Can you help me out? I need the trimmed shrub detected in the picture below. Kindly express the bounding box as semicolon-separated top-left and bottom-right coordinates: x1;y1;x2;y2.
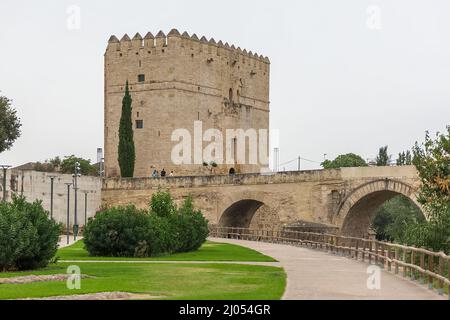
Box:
84;206;160;257
0;196;60;271
84;191;209;258
172;197;209;253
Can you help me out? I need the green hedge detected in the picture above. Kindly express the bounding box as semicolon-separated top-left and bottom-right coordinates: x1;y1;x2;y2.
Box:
83;191;209;258
0;196;60;271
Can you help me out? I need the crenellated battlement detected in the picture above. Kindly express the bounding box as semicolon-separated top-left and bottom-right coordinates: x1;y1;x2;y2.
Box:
107;28;270;64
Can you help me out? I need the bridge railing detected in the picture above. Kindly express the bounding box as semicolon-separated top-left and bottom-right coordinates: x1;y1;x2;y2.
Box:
210;226;450;298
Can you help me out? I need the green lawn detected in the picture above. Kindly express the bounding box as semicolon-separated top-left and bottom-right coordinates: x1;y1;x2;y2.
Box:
56;240;277;262
0;241;285;300
0;262;285;300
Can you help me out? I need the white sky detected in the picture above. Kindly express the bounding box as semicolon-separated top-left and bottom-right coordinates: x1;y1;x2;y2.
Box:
0;0;449;170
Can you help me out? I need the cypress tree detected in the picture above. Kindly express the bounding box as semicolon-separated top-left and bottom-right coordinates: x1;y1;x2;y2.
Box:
118;81;135;177
376;146;391;166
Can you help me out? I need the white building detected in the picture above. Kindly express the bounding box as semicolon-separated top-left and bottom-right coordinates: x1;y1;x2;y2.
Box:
0;168;102;228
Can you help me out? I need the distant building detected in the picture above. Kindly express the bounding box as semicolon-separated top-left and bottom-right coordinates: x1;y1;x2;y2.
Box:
0;168;101;227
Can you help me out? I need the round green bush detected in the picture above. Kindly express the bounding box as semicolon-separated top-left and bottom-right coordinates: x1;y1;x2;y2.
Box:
0;196;60;271
172;197;209;253
83;206;162;257
83;191;209;258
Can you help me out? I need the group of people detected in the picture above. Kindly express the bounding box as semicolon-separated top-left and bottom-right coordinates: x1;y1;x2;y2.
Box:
151;168;174;178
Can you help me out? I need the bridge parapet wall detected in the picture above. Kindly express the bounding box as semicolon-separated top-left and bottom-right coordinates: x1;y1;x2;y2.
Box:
103;166;418;191
102;169;343;190
101;166;420;234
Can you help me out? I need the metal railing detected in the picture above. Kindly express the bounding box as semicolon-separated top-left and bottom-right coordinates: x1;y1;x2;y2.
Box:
210;226;450;299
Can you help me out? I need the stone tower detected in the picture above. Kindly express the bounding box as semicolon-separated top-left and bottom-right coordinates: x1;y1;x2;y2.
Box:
104;29;270;178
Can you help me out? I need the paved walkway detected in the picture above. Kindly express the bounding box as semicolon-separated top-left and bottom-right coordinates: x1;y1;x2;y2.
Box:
210;238;446;300
58;236;83;249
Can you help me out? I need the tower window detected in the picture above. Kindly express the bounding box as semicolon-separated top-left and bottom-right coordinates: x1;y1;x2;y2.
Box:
138;74;145;82
136;120;144;129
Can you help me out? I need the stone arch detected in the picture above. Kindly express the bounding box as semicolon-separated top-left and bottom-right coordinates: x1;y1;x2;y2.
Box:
335;179;425;238
218;199;264;228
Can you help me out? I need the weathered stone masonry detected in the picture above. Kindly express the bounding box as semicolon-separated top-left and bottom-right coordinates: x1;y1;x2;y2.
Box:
102;166;422;237
104;29;270;178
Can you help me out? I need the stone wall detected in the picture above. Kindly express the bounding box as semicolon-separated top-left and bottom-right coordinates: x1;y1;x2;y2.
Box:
104;29;270;178
102;166;421;236
0;170;102;227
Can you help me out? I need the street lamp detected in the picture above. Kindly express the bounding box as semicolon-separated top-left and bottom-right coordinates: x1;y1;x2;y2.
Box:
0;165;12;203
64;182;72;245
100;157;105;177
48;175;58;219
82;191;89;228
72;162;81;242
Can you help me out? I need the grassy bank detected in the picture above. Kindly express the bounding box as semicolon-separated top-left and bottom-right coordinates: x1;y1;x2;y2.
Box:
56;240;277;262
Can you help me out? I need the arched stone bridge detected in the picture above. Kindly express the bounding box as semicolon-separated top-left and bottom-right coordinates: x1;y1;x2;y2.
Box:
102;166;422;237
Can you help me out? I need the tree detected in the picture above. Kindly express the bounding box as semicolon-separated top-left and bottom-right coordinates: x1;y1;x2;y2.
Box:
376;146;391;166
405;126;450;252
321;153;368;169
0;95;22;154
118;81;136;178
34;156;63;173
396;151;412;166
48;156;62;168
60;155;97;176
149;190;177;218
372;195;425;242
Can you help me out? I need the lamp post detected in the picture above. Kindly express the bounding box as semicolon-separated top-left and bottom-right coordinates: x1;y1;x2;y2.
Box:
48;175;57;219
1;165;12;203
72;162;81;242
100;157;105;177
83;191;89;228
64;182;72;245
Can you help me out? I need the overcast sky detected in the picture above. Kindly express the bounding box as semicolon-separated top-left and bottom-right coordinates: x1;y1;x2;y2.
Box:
0;0;449;170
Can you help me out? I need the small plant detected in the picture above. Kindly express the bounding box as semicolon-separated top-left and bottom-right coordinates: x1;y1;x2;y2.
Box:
203;161;218;174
